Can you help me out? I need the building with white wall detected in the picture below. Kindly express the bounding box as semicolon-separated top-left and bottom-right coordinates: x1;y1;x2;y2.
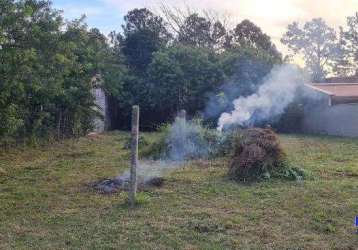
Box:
91;74;109;133
303;83;358;137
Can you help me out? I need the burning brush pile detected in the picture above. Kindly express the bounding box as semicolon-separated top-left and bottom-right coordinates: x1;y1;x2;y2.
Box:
228;128;304;182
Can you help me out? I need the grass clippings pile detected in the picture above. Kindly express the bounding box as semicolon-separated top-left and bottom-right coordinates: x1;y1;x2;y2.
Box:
229;128;304;182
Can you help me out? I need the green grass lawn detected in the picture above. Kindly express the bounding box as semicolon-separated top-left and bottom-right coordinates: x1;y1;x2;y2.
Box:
1;132;358;249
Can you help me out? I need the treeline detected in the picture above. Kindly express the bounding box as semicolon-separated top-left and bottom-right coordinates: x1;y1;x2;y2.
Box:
1;0;357;145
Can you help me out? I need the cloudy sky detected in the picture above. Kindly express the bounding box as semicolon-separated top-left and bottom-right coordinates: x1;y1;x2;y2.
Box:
53;0;358;54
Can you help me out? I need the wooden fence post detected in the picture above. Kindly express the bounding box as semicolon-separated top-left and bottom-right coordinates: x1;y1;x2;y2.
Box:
129;105;139;207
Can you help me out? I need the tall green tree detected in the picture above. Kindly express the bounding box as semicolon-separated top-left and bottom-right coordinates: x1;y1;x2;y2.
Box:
177;13;226;50
120;8;171;72
0;0;65;142
147;45;225;121
281;18;338;81
0;0;121;145
335;13;358;76
108;8;172;130
228;19;281;60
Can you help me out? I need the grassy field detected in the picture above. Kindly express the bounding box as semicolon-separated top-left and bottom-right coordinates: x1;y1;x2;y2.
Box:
0;131;358;249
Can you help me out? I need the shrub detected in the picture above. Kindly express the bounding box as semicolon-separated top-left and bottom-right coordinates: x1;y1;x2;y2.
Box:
140;123;171;159
228;128;303;182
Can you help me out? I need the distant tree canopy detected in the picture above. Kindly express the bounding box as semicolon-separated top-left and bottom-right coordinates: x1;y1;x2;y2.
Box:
229;19;281;59
177;13;227;50
335;12;358;77
120;8;171;72
281;18;338;81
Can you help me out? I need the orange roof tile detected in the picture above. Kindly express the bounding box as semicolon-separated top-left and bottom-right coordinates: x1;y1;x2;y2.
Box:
309;83;358;97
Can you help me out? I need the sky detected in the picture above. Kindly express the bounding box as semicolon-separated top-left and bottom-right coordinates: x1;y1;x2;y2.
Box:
53;0;358;54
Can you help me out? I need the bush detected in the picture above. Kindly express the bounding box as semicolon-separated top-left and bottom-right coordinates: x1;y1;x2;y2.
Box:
140;123;171;159
228;128;303;182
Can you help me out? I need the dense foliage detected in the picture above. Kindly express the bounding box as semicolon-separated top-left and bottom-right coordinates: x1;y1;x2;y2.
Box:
109;8;282;130
281;18;339;81
335;12;358;76
0;0;119;145
2;1;356;145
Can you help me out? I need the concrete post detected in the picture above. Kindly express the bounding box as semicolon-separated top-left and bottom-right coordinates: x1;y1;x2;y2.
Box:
129;105;139;207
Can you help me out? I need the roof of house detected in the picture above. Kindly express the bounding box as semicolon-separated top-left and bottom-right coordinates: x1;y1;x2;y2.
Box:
324;76;358;83
306;83;358;105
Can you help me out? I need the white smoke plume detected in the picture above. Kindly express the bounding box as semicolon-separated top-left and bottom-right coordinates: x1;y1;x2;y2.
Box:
167;117;211;161
114;116;209;182
218;64;304;131
114;160;182;184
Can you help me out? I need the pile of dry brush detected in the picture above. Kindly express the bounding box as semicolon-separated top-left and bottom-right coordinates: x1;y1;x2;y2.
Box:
228;128;304;182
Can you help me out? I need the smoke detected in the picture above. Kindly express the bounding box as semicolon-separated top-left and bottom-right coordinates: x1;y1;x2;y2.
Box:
217;64;305;131
113;116;212;183
114;160;182;184
204;56;273;120
166;117;211;161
